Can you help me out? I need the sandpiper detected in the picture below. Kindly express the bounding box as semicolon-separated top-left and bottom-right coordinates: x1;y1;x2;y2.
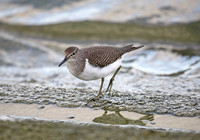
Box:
58;44;144;97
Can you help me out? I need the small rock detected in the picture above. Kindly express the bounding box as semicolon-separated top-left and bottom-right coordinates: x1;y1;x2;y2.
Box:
151;121;156;125
4;100;9;103
67;115;75;119
141;120;148;124
38;105;45;109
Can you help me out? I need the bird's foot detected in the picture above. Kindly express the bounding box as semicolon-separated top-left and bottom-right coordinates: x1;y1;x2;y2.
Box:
87;95;103;102
87;89;105;102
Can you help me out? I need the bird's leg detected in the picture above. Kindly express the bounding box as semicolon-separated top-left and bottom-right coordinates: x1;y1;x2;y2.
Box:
106;66;121;93
97;77;104;97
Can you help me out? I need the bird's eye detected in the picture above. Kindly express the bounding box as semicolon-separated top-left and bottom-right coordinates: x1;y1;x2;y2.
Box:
72;52;75;55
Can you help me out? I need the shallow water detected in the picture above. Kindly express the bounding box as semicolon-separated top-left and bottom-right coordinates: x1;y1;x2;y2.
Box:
1;103;200;139
123;47;200;76
0;0;200;25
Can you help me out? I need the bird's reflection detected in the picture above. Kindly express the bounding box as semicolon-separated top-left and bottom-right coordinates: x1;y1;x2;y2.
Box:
93;109;154;126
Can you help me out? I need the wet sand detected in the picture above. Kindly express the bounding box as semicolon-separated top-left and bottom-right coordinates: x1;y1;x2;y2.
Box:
0;103;199;131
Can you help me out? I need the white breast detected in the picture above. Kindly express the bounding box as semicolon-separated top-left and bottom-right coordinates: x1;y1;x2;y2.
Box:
78;58;122;81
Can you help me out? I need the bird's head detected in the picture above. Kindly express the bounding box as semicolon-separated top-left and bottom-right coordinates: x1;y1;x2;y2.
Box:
58;47;78;67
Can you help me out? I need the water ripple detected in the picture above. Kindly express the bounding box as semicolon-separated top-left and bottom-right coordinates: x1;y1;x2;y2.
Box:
123;49;200;76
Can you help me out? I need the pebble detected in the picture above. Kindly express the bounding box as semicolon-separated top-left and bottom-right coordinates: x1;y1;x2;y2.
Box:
67;115;75;119
38;105;45;109
141;120;148;124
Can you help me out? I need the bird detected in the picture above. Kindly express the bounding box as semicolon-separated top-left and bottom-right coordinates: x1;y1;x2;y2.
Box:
58;44;144;97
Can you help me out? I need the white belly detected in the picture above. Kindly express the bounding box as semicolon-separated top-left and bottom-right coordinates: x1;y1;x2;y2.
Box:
78;58;122;81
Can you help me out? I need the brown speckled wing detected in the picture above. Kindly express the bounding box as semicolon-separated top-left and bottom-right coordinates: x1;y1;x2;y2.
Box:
82;46;122;68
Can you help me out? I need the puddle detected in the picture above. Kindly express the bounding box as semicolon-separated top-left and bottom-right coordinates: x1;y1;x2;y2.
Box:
0;103;200;131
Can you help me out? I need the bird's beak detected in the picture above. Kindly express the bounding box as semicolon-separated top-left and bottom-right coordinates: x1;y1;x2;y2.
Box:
136;45;144;49
58;57;68;67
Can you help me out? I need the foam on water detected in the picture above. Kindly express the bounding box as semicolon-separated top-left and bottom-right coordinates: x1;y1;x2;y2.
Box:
123;49;200;76
0;0;199;25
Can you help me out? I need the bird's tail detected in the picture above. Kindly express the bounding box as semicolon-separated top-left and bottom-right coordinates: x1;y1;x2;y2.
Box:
122;44;144;54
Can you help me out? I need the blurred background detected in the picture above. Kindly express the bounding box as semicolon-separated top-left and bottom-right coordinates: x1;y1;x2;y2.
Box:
0;0;200;104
